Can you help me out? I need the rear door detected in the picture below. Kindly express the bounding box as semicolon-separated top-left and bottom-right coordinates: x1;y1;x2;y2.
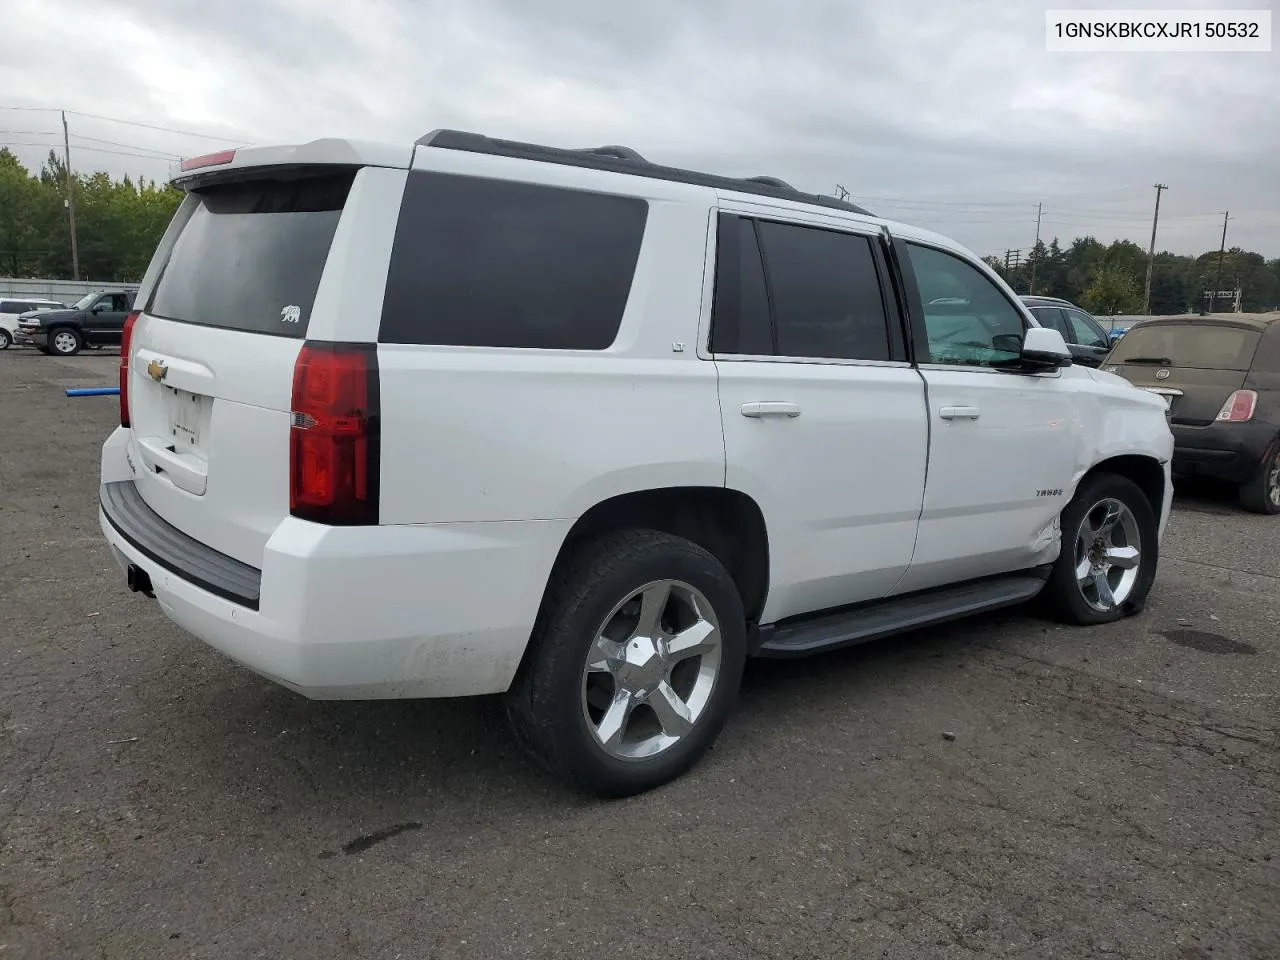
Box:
123;160;409;566
1106;320;1262;424
711;207;929;622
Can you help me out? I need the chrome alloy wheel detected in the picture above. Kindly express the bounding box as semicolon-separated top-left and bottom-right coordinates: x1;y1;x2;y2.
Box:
1075;498;1142;612
52;330;78;354
580;579;723;762
1267;455;1280;509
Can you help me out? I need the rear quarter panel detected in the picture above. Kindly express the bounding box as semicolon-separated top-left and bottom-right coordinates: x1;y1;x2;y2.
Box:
376;150;724;524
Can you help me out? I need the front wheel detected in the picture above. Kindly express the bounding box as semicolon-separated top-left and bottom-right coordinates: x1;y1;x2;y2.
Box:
1041;473;1159;625
506;529;746;797
1239;444;1280;515
49;327;83;356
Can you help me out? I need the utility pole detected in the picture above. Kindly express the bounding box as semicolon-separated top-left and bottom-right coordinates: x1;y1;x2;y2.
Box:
1142;183;1167;315
1210;211;1229;313
61;110;80;281
1029;202;1043;294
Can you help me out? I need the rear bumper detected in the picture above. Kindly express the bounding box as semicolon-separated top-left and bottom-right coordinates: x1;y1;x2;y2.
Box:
98;431;569;700
1171;420;1277;484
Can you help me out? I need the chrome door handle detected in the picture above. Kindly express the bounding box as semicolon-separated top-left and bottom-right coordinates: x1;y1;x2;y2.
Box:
939;405;981;420
741;401;801;419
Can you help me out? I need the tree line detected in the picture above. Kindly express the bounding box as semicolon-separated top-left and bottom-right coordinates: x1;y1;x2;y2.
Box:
0;148;181;282
983;236;1280;316
3;146;1278;315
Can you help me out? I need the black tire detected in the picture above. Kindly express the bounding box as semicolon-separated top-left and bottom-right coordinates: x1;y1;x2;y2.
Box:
505;529;746;797
36;345;52;355
0;329;11;350
1041;473;1159;625
48;326;82;356
1239;442;1280;515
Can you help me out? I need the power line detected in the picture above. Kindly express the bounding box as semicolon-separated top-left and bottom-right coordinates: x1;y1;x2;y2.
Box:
0;105;243;144
71;134;182;158
2;141;177;162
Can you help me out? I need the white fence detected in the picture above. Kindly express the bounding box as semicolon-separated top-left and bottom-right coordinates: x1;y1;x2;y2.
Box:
0;277;139;302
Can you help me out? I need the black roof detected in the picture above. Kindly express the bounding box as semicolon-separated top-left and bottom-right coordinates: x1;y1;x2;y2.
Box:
416;129;873;216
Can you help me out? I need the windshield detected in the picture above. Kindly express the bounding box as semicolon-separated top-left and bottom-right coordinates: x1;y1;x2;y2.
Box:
1109;323;1261;371
72;293;97;310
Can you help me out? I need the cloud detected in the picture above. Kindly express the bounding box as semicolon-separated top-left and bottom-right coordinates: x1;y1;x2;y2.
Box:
2;0;1277;257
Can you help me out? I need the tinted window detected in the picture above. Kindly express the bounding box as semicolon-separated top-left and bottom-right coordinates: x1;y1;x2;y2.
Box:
148;172;354;337
380;172;648;350
906;245;1025;366
1065;308;1109;349
754;221;890;361
0;302;23;313
710;216;774;355
1030;306;1069;338
1110;324;1261;371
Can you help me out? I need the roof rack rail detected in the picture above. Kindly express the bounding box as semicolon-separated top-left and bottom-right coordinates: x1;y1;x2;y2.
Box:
414;129;872;217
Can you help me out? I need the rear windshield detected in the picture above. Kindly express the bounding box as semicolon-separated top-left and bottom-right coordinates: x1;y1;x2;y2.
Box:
146;172;354;338
1110;323;1261;371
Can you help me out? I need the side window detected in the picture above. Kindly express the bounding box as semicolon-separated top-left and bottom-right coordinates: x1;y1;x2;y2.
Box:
1030;306;1070;338
709;215;774;356
1066;309;1109;349
754;220;891;362
905;244;1026;367
379;172;648;350
109;294;127;311
0;302;18;313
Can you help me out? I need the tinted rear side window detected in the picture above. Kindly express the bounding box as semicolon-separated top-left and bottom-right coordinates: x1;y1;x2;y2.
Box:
755;220;891;362
379;172;648;350
146;172;354;337
709;215;774;356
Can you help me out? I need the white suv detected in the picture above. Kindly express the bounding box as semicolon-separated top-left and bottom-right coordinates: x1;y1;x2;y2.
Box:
98;130;1174;796
0;297;65;349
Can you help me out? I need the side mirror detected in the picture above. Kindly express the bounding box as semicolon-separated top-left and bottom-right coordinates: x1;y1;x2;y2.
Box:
1021;327;1072;368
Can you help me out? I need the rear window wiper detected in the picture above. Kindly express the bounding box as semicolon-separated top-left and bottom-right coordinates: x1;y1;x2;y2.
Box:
1118;356;1172;365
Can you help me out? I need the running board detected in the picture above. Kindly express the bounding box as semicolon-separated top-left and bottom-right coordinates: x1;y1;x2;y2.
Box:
754;571;1049;659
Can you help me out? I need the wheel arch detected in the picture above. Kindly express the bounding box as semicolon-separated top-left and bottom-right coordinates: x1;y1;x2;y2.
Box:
1078;453;1166;519
542;486;771;626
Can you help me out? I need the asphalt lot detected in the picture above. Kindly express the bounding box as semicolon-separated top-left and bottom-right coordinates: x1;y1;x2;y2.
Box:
2;348;1278;960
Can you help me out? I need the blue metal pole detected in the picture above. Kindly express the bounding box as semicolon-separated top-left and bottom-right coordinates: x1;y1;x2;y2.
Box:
65;387;120;397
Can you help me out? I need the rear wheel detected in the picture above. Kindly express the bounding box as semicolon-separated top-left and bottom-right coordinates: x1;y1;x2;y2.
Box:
0;329;11;350
49;327;82;356
1239;443;1280;515
506;529;746;797
1041;473;1158;625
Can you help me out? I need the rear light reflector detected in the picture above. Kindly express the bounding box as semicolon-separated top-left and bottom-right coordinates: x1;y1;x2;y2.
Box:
119;310;139;427
289;342;379;525
1216;389;1257;423
180;149;237;171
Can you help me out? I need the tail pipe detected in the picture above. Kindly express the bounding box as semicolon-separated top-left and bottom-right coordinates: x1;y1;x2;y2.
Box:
126;563;155;598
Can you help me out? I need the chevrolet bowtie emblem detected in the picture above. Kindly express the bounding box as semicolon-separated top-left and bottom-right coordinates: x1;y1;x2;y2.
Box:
147;359;168;382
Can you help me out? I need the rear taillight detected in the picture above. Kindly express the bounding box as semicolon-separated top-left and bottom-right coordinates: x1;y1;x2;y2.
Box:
1216;389;1257;423
289;342;379;525
119;310;139;427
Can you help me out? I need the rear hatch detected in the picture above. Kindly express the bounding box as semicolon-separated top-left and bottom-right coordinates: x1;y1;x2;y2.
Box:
1105;320;1262;425
123;157;388;567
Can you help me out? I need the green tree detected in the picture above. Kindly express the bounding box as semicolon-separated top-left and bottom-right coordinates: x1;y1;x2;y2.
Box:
1082;264;1143;316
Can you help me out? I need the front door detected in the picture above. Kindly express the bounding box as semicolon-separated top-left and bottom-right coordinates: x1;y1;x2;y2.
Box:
892;239;1079;594
88;293;130;344
710;209;929;623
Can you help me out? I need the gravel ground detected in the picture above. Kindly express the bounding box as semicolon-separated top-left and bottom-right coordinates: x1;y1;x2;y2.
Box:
2;349;1278;960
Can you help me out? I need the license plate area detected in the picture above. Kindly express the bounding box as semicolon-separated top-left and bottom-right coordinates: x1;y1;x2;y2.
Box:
163;385;212;456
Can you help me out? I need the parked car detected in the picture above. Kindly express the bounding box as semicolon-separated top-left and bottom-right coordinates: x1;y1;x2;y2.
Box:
1105;314;1280;514
0;297;66;349
17;289;138;356
1019;296;1114;367
98;131;1174;796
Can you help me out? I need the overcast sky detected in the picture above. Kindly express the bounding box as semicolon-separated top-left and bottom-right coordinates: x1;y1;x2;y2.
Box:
3;0;1277;259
